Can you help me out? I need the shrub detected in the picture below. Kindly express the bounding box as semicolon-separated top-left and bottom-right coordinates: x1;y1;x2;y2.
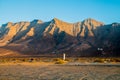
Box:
55;59;66;64
114;59;120;62
53;58;62;61
93;59;104;63
53;58;67;64
110;58;120;62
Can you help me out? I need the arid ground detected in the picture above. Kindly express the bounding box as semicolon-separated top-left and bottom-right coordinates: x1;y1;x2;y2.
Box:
0;62;120;80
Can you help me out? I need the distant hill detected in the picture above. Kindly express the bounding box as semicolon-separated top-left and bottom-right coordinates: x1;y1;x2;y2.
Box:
0;18;120;57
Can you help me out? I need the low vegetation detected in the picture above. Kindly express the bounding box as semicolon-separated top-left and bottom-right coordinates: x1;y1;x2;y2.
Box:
53;58;67;64
0;57;120;64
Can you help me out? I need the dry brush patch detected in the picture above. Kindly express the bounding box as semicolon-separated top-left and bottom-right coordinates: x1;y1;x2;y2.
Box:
0;57;120;64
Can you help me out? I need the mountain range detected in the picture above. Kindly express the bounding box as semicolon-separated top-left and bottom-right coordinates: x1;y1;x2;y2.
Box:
0;18;120;57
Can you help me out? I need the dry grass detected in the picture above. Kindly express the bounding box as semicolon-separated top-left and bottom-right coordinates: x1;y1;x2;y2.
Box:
0;57;120;64
72;57;120;63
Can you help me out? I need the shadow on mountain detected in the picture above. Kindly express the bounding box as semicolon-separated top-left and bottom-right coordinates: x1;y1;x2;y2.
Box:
0;19;120;57
91;23;120;56
1;32;96;56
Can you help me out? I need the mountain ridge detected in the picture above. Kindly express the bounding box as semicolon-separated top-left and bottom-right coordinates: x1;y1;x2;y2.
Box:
0;18;120;57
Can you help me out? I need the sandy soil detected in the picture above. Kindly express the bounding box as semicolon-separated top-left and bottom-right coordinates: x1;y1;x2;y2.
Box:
0;62;120;80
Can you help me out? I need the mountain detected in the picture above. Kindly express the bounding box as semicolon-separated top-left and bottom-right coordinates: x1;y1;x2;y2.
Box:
0;18;120;57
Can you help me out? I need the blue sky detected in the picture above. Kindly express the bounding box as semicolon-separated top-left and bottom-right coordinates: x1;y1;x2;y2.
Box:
0;0;120;26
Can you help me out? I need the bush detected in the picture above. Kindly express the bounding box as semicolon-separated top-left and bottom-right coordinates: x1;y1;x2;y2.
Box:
53;58;67;64
93;59;104;63
55;59;66;64
110;58;120;62
114;59;120;62
53;58;62;61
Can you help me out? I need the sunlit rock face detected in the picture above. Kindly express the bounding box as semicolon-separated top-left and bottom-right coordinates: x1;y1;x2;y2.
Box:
0;18;119;56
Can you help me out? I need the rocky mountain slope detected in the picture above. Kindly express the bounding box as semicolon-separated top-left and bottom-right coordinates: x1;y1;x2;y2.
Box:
0;18;120;56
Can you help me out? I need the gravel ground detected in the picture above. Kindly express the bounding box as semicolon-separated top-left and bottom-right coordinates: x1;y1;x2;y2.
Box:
0;62;120;80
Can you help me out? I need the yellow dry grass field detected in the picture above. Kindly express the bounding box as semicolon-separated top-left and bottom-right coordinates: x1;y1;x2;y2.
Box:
0;58;120;80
